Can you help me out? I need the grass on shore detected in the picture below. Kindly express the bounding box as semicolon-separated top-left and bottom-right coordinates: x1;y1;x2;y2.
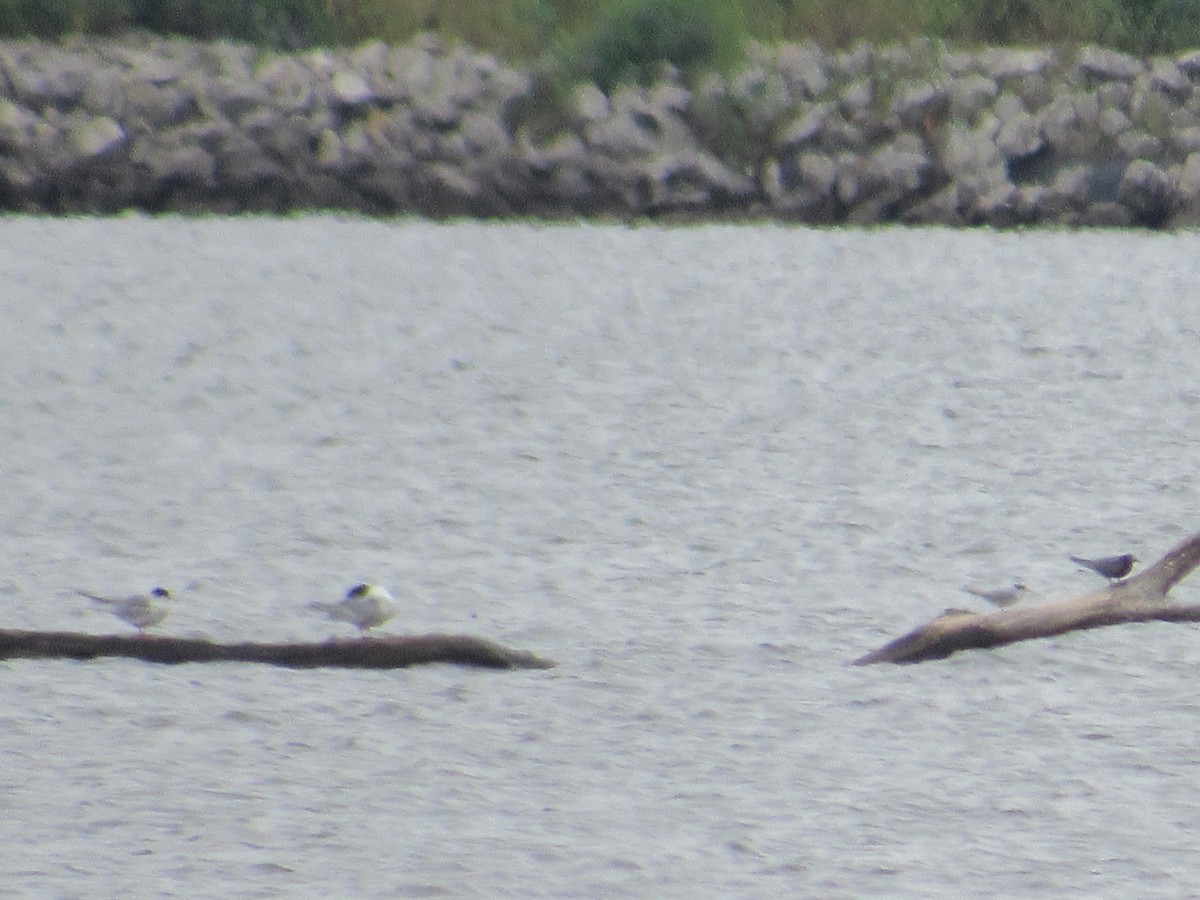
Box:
1;0;1197;81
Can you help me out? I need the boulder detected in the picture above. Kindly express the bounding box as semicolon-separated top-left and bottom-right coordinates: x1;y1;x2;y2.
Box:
1077;46;1145;82
776;43;829;99
66;114;125;160
1117;159;1174;222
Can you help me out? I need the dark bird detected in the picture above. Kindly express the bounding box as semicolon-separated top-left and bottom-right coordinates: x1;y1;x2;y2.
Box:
964;582;1028;607
1070;553;1136;580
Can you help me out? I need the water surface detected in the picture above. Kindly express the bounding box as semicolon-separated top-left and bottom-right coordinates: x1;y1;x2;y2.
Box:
1;218;1199;896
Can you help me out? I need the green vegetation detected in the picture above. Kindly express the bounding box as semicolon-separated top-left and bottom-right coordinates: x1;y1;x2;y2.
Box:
552;0;747;92
0;0;341;46
1;0;1199;74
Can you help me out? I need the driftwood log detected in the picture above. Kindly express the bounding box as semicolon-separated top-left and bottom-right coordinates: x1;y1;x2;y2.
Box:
0;630;555;670
854;528;1200;665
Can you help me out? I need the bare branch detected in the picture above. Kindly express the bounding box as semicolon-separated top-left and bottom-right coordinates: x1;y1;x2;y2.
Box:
854;528;1200;665
0;630;555;670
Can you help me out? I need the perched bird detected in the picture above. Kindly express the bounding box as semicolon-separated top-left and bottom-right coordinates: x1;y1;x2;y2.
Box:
310;583;396;632
1070;553;1136;580
77;587;171;634
964;582;1028;608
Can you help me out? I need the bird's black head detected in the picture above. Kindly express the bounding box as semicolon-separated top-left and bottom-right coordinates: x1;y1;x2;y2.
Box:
151;587;170;598
346;583;370;599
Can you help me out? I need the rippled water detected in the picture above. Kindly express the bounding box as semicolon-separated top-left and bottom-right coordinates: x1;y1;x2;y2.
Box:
3;218;1200;896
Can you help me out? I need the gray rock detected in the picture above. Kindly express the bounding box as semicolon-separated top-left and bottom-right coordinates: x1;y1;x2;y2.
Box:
971;182;1020;224
1018;184;1050;221
384;42;435;95
1147;60;1192;100
729;64;793;133
995;111;1044;158
66;115;125;160
878;41;925;72
1077;46;1145;82
948;74;999;121
3;48;88;109
1180;151;1200;196
978;48;1056;80
1039;91;1102;155
1047;164;1096;204
941;124;1007;198
765;151;839;218
413;89;462;130
891;131;927;155
797;152;838;192
570;154;644;213
971;111;1001;141
172;118;236;154
649;83;690;116
353;164;413;209
1172;127;1200;155
838;79;874;121
1097;106;1131;138
349;40;389;78
1096;81;1133;113
33;116;70;171
540;151;598;205
777;43;829;99
589;85;699;159
1116;130;1162;158
10;31;1200;222
993;92;1027;121
1130;88;1177;144
902;184;964;225
314;127;348;171
776;104;829;152
1172;152;1200;223
216;131;286;188
0;99;39;153
760;157;786;200
766;150;835;199
942;47;981;78
330;69;373;106
81;69;128;120
1170;104;1200;130
1117;159;1174;220
572;84;610;124
204;76;271;122
257;56;318;113
889;82;949;129
835;43;875;81
413;161;485;213
834;153;861;205
130;134;216;185
0;156;43;203
1177;49;1200;77
128;81;196;131
1011;73;1055;113
1079;202;1132;226
426;49;496;112
519;131;587;177
457;110;511;155
128;50;183;85
819;117;867;152
196;40;257;79
859;142;930;202
648;149;754;210
243;109;318;164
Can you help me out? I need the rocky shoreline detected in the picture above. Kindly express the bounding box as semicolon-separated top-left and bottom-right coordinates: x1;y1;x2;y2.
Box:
5;32;1200;226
